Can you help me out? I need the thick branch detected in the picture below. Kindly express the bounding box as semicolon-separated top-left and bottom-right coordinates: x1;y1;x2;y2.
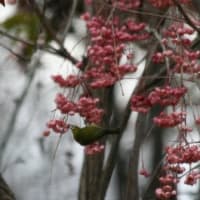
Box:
60;0;78;43
0;174;15;200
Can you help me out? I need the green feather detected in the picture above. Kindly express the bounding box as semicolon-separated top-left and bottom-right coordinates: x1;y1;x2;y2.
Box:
71;125;119;146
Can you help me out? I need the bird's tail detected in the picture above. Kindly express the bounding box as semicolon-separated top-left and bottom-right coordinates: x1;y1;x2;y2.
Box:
105;128;120;135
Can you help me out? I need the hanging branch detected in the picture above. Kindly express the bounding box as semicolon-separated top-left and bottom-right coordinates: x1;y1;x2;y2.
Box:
60;0;78;43
27;0;78;64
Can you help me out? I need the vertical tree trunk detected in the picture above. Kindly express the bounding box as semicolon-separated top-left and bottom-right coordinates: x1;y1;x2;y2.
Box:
125;38;167;199
79;153;104;200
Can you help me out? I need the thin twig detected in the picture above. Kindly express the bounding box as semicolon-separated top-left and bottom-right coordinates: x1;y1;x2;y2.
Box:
103;1;185;22
0;28;78;59
28;0;78;64
0;42;30;62
0;29;35;47
61;0;78;43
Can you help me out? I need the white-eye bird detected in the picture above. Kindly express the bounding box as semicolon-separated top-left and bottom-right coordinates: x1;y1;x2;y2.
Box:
71;125;120;146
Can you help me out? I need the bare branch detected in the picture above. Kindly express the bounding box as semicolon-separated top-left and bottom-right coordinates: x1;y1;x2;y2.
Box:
60;0;78;43
0;29;35;47
103;1;185;22
0;28;80;61
0;42;30;62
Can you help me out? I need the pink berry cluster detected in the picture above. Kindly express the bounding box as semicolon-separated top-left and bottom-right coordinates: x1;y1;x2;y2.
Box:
111;0;141;10
179;124;192;133
45;4;151;155
184;171;200;185
131;85;186;111
131;22;199;130
148;86;187;106
155;174;177;199
153;111;186;127
52;74;80;88
139;168;150;177
55;94;104;124
131;86;187;127
41;0;200;198
86;0;141;10
47;119;69;134
195;117;200;125
166;145;200;164
77;96;104;124
47;11;149;138
130;19;200;199
156;144;200;199
84;142;105;155
131;95;152;113
148;0;191;8
81;15;148;89
153;23;200;74
45;94;104;135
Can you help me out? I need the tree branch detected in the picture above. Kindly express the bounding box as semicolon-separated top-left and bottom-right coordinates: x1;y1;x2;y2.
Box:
98;98;132;200
0;42;30;62
0;28;79;60
60;0;78;43
27;0;78;64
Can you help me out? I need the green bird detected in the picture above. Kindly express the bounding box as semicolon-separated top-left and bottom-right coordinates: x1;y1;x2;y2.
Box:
71;125;120;146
